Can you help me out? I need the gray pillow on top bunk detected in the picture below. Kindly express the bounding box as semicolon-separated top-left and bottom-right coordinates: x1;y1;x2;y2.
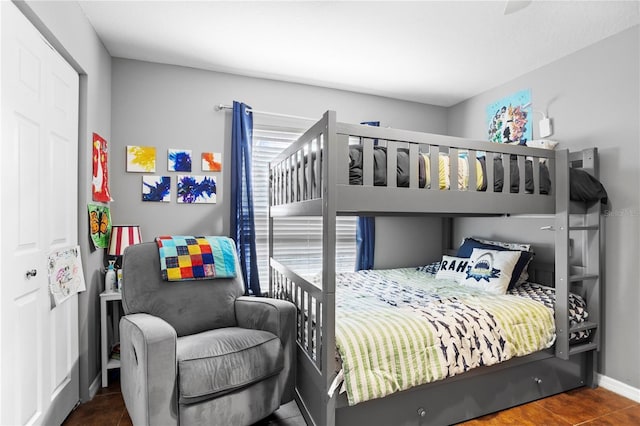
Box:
570;168;608;204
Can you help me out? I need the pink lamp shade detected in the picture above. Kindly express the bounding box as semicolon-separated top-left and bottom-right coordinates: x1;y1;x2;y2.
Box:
108;225;142;256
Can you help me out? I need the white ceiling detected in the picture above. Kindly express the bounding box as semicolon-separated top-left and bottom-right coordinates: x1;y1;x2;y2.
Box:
77;0;639;107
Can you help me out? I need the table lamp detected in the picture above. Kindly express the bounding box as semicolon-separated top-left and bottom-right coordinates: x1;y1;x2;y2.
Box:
108;225;142;290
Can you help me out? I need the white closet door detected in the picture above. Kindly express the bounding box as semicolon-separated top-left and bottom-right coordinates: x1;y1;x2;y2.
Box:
0;2;80;425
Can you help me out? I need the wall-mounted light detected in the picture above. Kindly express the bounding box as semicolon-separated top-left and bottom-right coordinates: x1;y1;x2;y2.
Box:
523;103;553;138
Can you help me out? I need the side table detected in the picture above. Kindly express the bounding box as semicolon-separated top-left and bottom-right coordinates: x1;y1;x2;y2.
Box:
100;290;122;387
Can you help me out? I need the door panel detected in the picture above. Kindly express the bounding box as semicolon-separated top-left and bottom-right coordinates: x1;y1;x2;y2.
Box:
16;289;41;425
1;2;80;425
50;132;73;246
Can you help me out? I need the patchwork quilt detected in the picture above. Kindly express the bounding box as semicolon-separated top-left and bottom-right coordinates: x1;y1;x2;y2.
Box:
334;268;556;405
155;236;236;281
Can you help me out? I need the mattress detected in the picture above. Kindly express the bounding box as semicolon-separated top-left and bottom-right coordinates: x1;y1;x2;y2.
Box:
329;267;589;406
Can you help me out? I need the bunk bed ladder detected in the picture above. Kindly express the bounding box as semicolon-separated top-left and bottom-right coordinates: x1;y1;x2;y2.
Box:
554;149;601;387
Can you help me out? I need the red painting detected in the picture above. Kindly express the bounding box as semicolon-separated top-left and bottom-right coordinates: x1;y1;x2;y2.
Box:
92;132;112;202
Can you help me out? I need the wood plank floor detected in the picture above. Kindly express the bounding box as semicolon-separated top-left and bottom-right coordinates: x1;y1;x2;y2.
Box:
63;373;639;425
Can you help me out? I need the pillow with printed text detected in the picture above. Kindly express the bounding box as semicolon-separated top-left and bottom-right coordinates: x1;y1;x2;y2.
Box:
435;255;473;282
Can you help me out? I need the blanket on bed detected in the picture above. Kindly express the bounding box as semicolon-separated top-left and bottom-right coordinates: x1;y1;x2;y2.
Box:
155;235;236;281
334;268;555;405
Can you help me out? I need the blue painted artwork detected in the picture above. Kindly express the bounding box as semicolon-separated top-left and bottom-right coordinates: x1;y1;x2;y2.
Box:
168;149;192;172
177;175;217;204
486;89;532;144
142;176;171;202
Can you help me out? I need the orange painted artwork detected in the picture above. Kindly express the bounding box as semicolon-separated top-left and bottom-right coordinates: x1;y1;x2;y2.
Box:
127;145;156;172
202;152;222;172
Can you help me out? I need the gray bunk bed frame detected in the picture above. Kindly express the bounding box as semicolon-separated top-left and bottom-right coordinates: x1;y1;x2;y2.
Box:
268;111;601;426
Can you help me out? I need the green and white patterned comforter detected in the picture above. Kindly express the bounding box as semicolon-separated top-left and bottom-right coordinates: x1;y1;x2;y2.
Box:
334;268;556;405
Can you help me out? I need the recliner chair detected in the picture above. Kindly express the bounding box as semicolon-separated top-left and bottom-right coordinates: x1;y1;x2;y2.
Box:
118;241;296;425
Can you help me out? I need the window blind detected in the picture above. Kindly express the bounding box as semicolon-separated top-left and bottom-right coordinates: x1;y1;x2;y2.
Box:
252;127;356;284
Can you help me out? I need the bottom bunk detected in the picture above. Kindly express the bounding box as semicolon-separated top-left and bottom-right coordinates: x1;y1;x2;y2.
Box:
331;350;592;426
270;257;598;426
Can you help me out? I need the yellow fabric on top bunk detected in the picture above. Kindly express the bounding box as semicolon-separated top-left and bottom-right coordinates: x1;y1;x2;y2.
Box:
421;153;483;190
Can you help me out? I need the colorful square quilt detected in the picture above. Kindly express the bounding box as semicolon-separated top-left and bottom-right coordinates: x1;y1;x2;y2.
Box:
155;236;237;281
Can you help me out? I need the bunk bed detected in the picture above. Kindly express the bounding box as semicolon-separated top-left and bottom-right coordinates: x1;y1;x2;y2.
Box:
268;111;604;426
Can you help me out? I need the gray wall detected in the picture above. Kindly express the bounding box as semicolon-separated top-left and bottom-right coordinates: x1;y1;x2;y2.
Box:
447;26;640;389
19;0;112;402
110;58;448;268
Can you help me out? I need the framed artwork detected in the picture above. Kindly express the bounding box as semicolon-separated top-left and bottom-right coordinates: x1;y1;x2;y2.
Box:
127;145;156;172
202;152;222;172
168;149;192;172
142;176;171;202
177;175;216;204
88;204;111;249
486;89;532;145
92;133;112;202
48;245;86;306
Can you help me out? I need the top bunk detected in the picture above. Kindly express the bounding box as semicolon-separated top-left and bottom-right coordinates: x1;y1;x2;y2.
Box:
269;110;603;217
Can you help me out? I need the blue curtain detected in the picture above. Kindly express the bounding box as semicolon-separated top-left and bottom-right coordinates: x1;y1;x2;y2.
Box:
356;216;375;271
355;121;379;271
230;101;261;295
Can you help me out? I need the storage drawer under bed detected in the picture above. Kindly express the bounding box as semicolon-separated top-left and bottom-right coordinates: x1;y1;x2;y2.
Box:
334;352;588;426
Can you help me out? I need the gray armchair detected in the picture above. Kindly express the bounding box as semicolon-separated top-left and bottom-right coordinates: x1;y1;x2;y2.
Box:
119;241;296;426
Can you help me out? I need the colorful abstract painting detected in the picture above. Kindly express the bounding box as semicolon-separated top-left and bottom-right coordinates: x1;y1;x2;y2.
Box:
142;176;171;202
177;175;216;204
487;89;532;145
202;152;222;172
127;145;156;172
88;204;111;249
92;133;112;202
48;245;86;306
168;149;192;172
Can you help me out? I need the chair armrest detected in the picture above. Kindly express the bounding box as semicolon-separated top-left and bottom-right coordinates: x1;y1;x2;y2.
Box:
120;313;178;426
235;297;297;403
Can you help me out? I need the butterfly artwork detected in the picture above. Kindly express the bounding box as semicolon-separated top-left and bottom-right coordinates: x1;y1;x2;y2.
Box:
88;204;111;249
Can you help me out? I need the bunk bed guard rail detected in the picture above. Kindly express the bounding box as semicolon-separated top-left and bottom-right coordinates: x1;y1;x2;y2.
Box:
269;111;557;217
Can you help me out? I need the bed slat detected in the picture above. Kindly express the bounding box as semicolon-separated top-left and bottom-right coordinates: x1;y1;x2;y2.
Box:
468;149;477;191
387;141;397;189
430;145;439;191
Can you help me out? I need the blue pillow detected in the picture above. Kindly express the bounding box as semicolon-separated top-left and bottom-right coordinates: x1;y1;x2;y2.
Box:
457;238;533;290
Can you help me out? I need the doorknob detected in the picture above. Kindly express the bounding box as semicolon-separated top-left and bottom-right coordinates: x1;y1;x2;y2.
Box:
25;269;38;279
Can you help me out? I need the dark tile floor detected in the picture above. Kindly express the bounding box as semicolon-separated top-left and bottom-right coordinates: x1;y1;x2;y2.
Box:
62;372;305;426
63;372;639;426
459;386;640;425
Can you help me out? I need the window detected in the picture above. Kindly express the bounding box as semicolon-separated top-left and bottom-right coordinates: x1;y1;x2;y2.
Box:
252;126;356;285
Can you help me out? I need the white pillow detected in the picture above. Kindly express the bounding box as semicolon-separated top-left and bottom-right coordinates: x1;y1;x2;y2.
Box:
461;249;521;295
435;255;473;282
471;237;533;286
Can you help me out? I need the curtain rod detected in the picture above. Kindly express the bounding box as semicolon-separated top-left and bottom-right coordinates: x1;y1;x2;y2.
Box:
214;104;317;121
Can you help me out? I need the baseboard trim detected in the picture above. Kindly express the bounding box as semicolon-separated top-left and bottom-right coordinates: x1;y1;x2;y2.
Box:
88;373;101;401
598;374;640;402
